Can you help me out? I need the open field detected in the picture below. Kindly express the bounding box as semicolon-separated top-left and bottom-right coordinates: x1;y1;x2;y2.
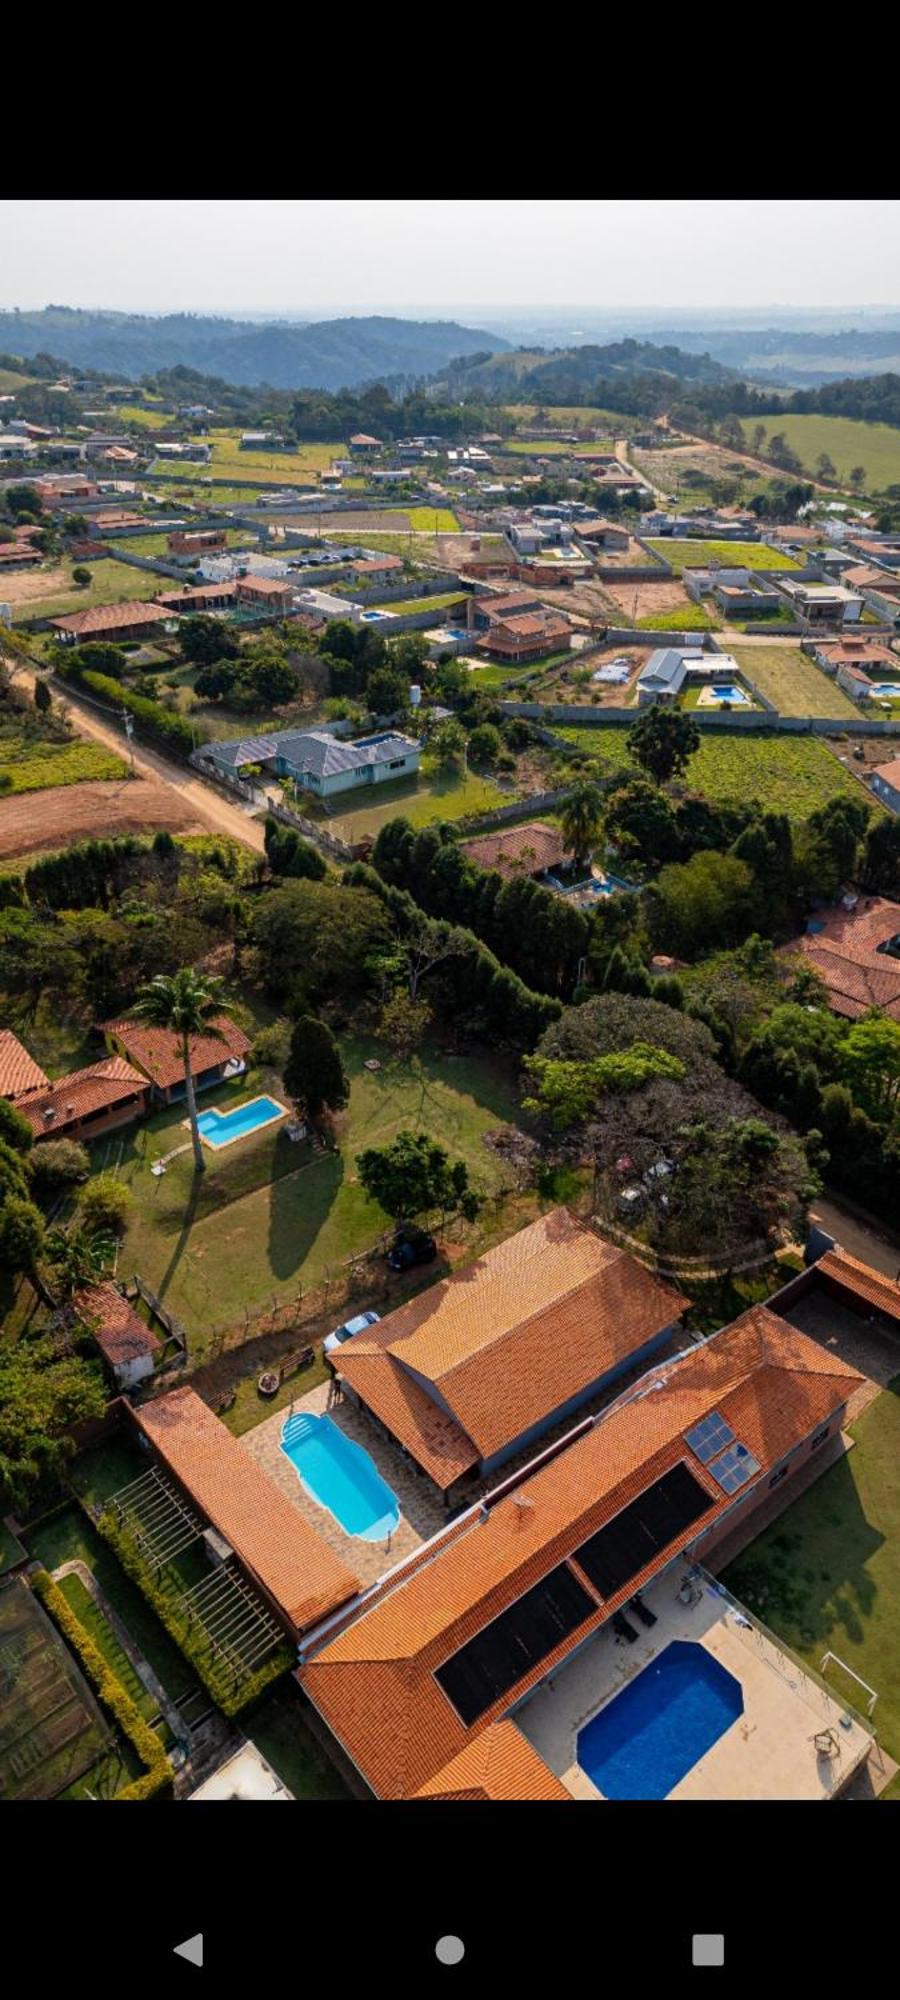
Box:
117;404;174;430
503;404;638;431
108;527;251;557
381;590;467;616
0;732;126;796
0;367;36;391
645;539;801;574
106;1035;526;1344
723;1381;900;1795
180;433;344;486
10;557;172;625
603;576;704;620
0;774;205;859
501;438;614;457
731;644;861;720
630;441;772;504
638;604;720;632
555;723;879;820
738;414;900;492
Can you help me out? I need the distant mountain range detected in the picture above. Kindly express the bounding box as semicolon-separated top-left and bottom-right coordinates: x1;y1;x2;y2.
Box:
0;309;510;390
436;339;737;402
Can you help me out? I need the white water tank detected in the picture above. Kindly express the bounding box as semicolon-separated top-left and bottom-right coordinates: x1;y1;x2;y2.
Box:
409;683;422;707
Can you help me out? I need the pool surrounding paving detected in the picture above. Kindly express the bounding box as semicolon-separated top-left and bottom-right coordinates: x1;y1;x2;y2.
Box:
194;1095;287;1149
280;1409;400;1541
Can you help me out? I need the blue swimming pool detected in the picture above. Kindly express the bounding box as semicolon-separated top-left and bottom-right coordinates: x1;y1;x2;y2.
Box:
195;1095;286;1148
280;1411;400;1541
872;682;900;699
576;1640;743;1799
707;683;749;704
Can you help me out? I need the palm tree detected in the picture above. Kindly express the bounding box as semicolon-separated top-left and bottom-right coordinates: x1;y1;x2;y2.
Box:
133;968;234;1174
44;1223;116;1300
560;780;604;877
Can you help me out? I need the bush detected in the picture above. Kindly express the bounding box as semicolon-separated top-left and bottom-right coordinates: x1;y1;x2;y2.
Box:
28;1138;90;1198
250;1020;291;1070
31;1569;171;1800
77;1173;133;1238
0;1095;34;1154
57;661;200;762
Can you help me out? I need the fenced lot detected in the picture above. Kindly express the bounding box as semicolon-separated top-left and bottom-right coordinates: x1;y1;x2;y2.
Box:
643;540;801;574
10;556;171;625
555;724;879;820
731;645;861;721
320;765;509;841
0;1577;111;1800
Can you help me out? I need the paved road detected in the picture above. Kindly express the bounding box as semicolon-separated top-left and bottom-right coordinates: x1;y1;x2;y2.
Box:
4;654;266;855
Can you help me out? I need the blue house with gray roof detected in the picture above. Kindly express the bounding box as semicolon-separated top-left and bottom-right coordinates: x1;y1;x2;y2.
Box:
202;727;421;798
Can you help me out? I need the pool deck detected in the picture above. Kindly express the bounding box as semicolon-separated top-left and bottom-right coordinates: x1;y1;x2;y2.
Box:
239;1380;448;1586
516;1567;876;1802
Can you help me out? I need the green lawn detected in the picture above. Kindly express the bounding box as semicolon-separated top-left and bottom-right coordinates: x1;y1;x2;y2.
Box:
319;764;510;840
0;732;126;791
27;1498;202;1712
108;527;251;557
56;1572;165;1732
384;592;468;616
0;366;36;391
731;645;861;720
406;508;460;532
177;432;344;487
739;414;900;493
116;404;174;430
644;540;801;574
12;557;172;626
107;1035;527;1346
555;723;878;820
723;1383;900;1795
245;1682;351;1799
637;605;721;632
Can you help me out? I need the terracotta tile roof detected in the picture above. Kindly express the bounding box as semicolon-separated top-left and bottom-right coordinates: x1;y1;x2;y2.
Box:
75;1282;160;1368
459;821;570;882
815;640;897;668
870;757;900;792
300;1305;860;1796
843;564;900;595
479;591;543;619
102;1015;250;1091
157;581;238;608
133;1388;360;1630
51;600;172;637
19;1056;148;1137
486;612;569;639
237;574;294;597
0;1029;49;1101
413;1720;569;1800
352;555;403;574
816;1247;900;1325
782;898;900;1022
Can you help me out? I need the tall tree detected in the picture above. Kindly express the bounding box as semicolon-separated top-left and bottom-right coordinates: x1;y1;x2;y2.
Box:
133;968;234;1174
627;707;700;786
560;780;604;874
283;1015;349;1122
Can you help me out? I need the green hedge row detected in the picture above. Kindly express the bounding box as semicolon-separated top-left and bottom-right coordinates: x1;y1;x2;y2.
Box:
31;1568;172;1801
95;1509;292;1718
55;662;204;761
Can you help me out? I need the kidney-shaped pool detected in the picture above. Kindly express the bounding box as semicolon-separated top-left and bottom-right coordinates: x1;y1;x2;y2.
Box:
280;1410;400;1541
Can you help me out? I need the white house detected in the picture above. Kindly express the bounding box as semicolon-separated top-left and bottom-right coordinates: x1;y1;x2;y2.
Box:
274;728;421;797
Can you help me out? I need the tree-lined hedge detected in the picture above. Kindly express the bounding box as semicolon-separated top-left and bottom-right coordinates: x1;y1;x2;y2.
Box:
31;1568;172;1801
55;661;202;761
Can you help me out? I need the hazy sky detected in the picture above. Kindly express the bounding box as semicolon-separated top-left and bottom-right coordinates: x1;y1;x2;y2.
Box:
1;200;897;316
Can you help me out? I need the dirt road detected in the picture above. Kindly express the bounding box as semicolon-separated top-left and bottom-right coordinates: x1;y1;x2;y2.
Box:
4;655;266;855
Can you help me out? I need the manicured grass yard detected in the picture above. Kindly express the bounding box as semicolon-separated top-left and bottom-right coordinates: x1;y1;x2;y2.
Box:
175;432;345;487
406;507;459;531
637;604;720;632
319;764;510;841
556;723;878;820
723;1383;900;1795
731;644;861;721
12;556;172;625
107;1035;527;1346
0;733;126;792
382;591;468;616
644;540;801;574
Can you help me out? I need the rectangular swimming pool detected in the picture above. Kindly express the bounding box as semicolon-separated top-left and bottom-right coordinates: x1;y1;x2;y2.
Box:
577;1640;743;1799
195;1095;287;1149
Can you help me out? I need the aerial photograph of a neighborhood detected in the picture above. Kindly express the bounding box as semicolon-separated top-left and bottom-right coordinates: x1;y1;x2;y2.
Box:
2;195;900;1814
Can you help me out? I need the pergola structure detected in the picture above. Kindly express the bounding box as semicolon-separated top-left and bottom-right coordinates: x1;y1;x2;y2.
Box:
109;1468;284;1692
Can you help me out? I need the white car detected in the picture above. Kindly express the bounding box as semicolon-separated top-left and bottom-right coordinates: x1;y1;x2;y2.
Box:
323;1310;381;1358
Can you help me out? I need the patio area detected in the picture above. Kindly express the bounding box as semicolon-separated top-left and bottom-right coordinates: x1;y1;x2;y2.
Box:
239;1380;449;1587
516;1565;877;1801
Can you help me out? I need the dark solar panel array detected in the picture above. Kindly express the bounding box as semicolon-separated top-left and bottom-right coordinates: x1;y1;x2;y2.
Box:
684;1410;735;1464
434;1563;596;1727
572;1462;714;1600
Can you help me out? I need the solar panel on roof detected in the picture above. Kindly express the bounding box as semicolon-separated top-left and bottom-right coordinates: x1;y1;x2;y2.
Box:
709;1442;761;1495
684;1411;736;1465
434;1563;595;1728
573;1462;714;1601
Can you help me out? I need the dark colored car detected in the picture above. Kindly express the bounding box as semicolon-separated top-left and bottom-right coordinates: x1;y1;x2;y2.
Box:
387;1228;438;1272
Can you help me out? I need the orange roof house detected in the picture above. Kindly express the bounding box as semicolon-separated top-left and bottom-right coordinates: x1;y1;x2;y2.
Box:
782;898;900;1023
0;1029;50;1101
50;599;173;643
74;1281;161;1390
102;1015;250;1101
299;1307;861;1798
459;821;571;883
333;1210;690;1496
19;1055;150;1144
132;1388;360;1632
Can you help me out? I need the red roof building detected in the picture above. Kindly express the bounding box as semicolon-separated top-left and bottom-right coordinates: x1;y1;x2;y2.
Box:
19;1056;150;1144
0;1029;50;1101
74;1282;161;1390
460;821;571;883
782;898;900;1022
102;1015;251;1102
